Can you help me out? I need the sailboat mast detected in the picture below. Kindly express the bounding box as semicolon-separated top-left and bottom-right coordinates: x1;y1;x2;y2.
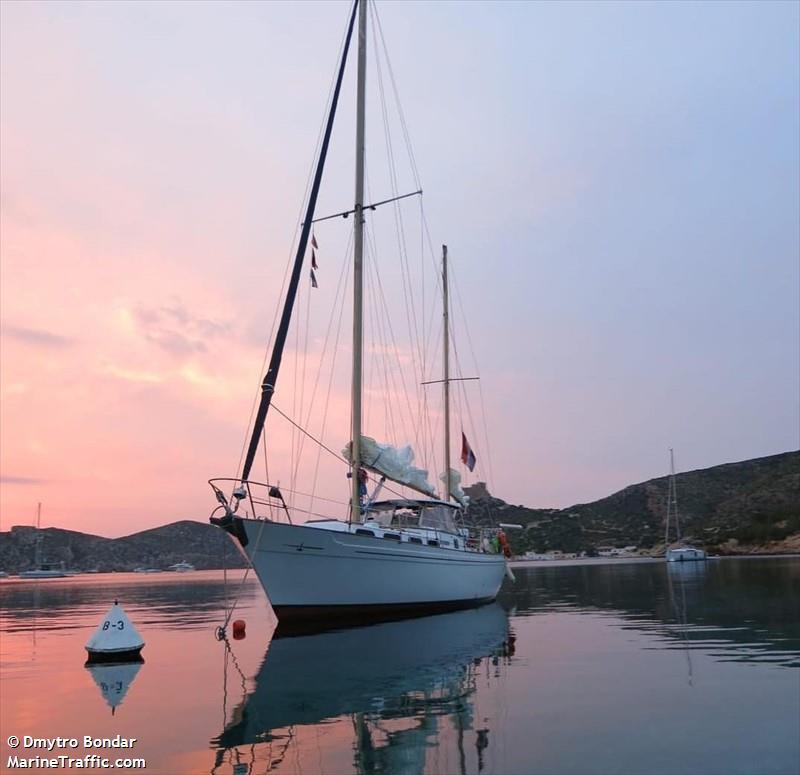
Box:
351;0;367;523
35;502;42;568
665;447;681;547
442;245;451;501
670;448;681;541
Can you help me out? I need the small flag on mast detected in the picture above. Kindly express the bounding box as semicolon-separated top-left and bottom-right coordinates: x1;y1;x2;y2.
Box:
310;269;318;288
311;249;318;270
461;432;476;472
311;232;318;249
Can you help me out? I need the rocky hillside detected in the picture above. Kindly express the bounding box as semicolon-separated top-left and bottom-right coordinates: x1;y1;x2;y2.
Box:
0;521;247;574
2;451;796;571
466;450;800;556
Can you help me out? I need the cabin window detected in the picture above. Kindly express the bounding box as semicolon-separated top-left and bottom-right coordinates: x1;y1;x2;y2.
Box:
454;539;460;549
427;539;439;547
390;509;421;528
383;533;401;541
419;505;457;533
355;528;375;537
408;537;423;545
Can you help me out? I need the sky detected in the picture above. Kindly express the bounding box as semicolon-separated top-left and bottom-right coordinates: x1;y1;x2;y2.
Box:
1;0;798;537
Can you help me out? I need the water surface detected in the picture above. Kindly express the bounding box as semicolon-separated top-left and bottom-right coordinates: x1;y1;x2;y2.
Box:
1;558;798;774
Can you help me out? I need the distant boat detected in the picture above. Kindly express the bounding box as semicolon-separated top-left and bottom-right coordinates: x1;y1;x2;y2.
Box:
19;503;68;579
133;567;161;574
19;568;68;579
168;561;195;573
664;449;706;563
0;571;9;579
667;547;708;563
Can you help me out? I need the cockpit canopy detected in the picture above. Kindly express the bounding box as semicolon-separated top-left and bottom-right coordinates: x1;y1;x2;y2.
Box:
365;499;459;533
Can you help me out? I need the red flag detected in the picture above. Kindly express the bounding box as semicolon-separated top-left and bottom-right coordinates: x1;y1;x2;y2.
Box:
311;233;318;249
461;432;476;472
311;249;318;270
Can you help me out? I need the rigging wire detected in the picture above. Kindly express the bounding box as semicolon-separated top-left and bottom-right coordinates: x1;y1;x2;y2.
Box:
371;0;422;189
235;8;356;482
370;2;425;412
365;233;396;442
450;313;485;485
272;403;347;467
289;261;302;508
418;197;437;473
368;237;409;445
450;266;497;487
363;170;401;444
365;215;424;450
308;233;354;517
289;247;316;508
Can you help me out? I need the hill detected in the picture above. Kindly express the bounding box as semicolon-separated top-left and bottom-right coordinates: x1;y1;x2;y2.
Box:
465;450;799;556
0;520;248;574
2;451;797;571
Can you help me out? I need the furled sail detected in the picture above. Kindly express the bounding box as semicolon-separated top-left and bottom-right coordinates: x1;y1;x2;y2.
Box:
439;468;470;508
343;437;436;497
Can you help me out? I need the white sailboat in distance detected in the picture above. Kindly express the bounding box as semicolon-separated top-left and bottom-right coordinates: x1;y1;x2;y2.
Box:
664;449;707;563
19;503;68;579
209;0;509;622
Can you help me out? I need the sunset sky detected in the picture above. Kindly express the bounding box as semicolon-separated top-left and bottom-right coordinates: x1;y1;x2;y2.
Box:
1;0;798;538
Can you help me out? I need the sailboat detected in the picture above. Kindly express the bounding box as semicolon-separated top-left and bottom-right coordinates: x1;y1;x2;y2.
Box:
664;449;706;563
19;503;68;579
209;0;508;621
168;561;195;573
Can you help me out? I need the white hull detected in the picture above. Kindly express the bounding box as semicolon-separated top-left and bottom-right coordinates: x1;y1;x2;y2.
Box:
168;562;195;572
235;518;506;618
19;569;67;579
666;546;707;562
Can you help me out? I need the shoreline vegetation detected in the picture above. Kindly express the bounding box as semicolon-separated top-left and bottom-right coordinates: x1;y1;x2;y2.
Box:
1;450;797;574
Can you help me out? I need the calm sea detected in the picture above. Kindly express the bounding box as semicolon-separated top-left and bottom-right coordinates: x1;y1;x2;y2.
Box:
1;557;798;775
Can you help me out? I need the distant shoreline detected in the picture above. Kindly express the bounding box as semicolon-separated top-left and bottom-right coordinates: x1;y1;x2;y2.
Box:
509;553;800;567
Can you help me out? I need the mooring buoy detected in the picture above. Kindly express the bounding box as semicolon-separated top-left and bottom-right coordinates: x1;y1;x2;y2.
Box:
85;601;145;664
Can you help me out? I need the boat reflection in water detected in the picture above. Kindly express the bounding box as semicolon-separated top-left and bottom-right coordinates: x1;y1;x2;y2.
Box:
213;604;513;774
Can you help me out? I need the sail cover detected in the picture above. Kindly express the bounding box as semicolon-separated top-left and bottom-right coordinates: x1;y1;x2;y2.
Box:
343;436;436;497
439;468;470;508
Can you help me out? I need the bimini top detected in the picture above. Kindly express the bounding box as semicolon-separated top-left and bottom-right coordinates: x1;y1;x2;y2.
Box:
370;499;459;511
366;499;460;533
